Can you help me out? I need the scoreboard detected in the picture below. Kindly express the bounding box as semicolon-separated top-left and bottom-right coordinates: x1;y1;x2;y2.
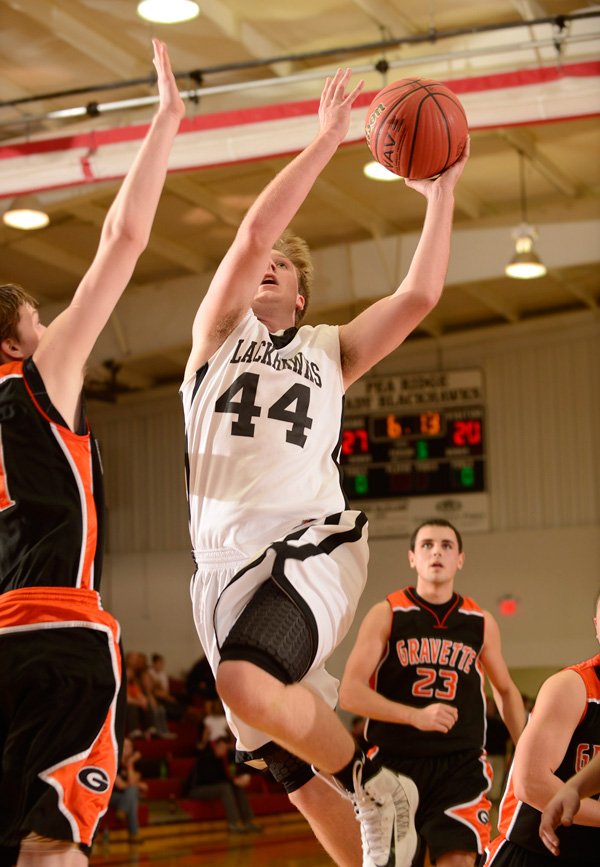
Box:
340;369;489;535
341;406;485;500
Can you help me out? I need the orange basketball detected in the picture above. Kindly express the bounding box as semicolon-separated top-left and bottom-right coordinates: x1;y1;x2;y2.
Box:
365;78;468;180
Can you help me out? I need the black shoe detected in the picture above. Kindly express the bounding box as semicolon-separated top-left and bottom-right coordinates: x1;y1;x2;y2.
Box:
244;822;263;832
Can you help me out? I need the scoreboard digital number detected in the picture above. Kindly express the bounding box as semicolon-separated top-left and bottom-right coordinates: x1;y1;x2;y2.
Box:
340;406;485;501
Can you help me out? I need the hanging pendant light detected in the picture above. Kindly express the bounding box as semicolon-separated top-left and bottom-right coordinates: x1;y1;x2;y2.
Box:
3;195;50;231
505;153;547;280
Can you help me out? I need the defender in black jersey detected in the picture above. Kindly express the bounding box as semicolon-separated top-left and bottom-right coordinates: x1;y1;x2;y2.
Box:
0;41;183;867
340;519;526;867
540;753;600;855
486;596;600;866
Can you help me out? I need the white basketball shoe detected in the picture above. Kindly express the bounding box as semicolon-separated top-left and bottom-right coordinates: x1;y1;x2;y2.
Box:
351;762;419;867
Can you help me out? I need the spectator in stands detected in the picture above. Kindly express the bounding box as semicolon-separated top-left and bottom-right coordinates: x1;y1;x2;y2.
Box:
199;698;231;745
126;652;176;739
185;737;262;833
185;655;217;705
148;653;170;696
109;737;148;845
125;659;153;739
148;653;185;720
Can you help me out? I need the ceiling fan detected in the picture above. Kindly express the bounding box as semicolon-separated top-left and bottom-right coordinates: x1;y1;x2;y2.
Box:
84;359;140;403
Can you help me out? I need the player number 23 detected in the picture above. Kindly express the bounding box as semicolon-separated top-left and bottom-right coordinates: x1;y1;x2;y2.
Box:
215;372;313;447
412;666;458;701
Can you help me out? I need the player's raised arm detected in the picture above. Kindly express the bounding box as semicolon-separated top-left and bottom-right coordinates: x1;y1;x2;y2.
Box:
339;139;469;390
34;39;184;426
184;69;364;380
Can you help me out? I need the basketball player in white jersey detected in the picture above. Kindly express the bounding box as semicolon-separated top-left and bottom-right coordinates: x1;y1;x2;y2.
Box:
180;68;469;867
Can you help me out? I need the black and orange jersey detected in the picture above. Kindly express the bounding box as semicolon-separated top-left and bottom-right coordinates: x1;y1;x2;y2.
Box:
0;358;105;594
490;654;600;862
365;586;487;758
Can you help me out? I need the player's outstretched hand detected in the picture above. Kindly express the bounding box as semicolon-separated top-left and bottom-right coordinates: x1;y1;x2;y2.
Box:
417;702;459;733
153;38;186;121
318;68;364;145
405;136;470;198
539;785;580;856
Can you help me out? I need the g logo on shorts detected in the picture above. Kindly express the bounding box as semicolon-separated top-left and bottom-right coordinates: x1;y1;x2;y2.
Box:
77;766;110;793
477;809;490;824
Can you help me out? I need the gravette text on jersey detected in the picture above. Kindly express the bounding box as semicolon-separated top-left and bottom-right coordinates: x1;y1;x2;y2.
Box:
396;637;478;674
230;338;323;387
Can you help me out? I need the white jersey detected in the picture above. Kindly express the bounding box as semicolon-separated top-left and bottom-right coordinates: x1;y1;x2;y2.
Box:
181;309;347;558
182;309;369;753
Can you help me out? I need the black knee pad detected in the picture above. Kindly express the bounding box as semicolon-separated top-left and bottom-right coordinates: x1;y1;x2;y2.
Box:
220;579;315;684
255;743;315;794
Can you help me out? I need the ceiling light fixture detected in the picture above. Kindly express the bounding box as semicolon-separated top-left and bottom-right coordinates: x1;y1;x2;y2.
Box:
505;152;547;280
363;160;402;182
3;195;50;231
137;0;200;24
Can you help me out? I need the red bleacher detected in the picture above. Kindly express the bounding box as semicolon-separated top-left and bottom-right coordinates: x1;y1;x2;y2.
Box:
104;714;294;831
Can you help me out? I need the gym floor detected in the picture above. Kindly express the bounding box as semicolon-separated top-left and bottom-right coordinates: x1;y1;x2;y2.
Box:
90;813;331;866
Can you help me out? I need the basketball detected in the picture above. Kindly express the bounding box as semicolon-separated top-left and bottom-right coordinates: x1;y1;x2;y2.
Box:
364;78;468;180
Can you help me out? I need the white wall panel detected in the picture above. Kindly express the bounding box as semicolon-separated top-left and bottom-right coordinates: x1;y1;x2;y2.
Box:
91;395;190;554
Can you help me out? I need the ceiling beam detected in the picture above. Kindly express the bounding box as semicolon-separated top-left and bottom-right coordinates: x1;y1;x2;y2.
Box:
453;187;483;220
196;0;294;77
8;235;89;278
7;0;147;81
0;76;32;104
417;311;444;337
65;201;208;273
510;1;551;22
167;176;241;228
498;128;580;198
313;176;398;236
458;283;520;323
350;0;418;35
550;269;598;310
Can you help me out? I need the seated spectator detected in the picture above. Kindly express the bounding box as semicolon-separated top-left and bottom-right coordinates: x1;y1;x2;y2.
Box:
199;698;230;745
185;737;261;833
126;652;176;739
125;660;153;739
185;655;217;706
148;653;185;721
109;737;148;844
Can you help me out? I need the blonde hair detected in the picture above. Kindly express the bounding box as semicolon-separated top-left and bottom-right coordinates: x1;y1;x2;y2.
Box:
273;232;313;323
0;283;38;344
